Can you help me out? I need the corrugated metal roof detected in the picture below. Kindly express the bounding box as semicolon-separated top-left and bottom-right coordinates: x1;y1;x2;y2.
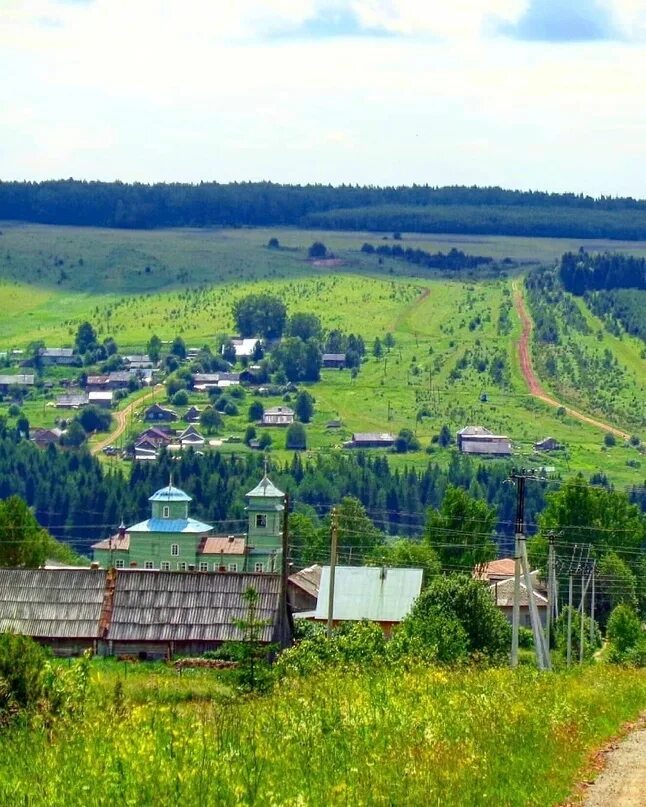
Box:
92;532;131;551
0;569;106;638
200;536;247;555
461;439;511;455
313;566;423;623
108;571;282;642
149;485;192;502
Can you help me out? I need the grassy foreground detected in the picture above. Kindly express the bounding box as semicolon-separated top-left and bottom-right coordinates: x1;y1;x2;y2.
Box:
0;662;644;806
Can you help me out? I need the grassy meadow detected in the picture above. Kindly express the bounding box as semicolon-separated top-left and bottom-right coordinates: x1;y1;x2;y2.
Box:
0;659;644;806
0;222;645;485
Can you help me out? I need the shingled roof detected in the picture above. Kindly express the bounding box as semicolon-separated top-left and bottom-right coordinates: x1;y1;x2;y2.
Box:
108;571;285;643
0;568;106;639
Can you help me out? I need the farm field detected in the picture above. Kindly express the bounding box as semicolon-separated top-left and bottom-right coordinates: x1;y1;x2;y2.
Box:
0;660;644;806
0;223;644;486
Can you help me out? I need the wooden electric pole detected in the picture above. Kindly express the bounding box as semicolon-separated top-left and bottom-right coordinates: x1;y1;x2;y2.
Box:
326;507;338;638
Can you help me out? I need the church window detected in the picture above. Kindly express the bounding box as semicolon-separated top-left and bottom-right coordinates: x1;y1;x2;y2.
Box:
228;563;238;572
171;544;179;556
115;559;125;569
199;562;208;572
160;562;170;571
144;561;154;570
163;506;170;518
255;514;267;528
177;562;187;571
254;562;264;572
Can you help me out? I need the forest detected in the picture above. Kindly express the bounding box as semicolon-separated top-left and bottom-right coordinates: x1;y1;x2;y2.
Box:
0;434;555;557
2;180;646;239
560;250;646;294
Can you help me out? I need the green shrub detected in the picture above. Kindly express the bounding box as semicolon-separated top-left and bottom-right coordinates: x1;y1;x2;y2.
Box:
0;633;48;716
607;604;643;661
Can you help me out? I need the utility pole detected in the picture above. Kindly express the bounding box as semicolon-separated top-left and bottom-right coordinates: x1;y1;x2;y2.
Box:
579;563;586;664
326;507;338;639
546;533;555;656
589;560;596;646
279;493;289;645
510;470;551;670
567;573;573;667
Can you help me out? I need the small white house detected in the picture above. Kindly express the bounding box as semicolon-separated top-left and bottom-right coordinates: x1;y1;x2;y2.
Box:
262;406;294;426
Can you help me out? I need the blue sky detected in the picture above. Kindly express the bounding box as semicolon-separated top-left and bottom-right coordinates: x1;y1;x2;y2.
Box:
1;0;645;196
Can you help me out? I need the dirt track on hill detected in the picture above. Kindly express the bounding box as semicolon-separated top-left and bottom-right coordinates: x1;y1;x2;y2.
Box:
91;385;163;456
512;285;629;440
580;715;646;806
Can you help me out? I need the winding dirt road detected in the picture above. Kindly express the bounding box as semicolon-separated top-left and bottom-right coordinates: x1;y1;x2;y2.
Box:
91;385;163;456
512;285;629;440
581;716;646;806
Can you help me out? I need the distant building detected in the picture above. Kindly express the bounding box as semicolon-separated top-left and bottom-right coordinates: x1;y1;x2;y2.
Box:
193;372;240;391
183;406;201;423
490;576;548;628
88;391;113;409
144;403;177;422
534;437;562;452
92;474;285;574
345;432;395;449
56;394;88;409
0;374;35;392
178;425;205;447
136;426;173;447
124;355;155;370
31;427;64;448
227;338;261;358
322;353;346;369
297;566;423;636
457;426;511;456
473;558;516;584
262;406;294;426
39;347;75;365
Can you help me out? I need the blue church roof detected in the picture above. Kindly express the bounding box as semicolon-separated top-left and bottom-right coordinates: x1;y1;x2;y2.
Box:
149;485;192;503
128;517;212;534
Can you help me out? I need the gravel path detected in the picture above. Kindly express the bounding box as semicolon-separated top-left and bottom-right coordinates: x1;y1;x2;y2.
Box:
582;718;646;806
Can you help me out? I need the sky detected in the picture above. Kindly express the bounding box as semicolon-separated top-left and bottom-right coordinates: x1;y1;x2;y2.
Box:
1;0;645;197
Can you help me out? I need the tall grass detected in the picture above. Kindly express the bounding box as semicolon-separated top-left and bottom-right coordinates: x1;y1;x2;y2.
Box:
0;663;644;806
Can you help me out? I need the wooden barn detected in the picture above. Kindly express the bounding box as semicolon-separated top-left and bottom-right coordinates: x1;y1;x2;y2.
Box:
0;568;293;660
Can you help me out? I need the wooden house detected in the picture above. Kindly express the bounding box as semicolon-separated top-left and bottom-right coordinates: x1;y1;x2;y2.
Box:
345;432;395;449
322;353;346;369
288;564;322;612
144;403;178;422
88;391;113;408
40;347;75;365
262;406;295;426
136;426;173;447
183;406;201;423
457;426;511;456
534;437;562;451
0;374;35;393
31;427;64;448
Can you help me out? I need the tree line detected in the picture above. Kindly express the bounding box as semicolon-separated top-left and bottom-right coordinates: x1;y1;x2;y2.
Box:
2;180;646;239
560;249;646;294
361;242;494;270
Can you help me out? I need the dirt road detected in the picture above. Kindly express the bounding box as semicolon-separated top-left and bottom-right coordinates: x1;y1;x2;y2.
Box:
582;717;646;806
512;285;630;440
91;385;163;456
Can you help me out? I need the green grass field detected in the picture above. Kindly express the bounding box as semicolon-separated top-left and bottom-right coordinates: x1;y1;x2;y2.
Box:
0;659;644;806
1;223;644;485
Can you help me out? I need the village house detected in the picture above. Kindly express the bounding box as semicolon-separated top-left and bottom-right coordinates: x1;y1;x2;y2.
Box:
39;347;76;365
0;567;292;659
178;424;205;447
124;355;155;370
193;372;240;391
144;403;178;422
226;338;261;359
321;353;346;369
457;426;511;456
183;405;201;423
473;559;548;628
136;426;173;447
0;374;35;393
31;427;64;448
262;406;294;426
88;391;113;409
534;437;562;451
55;393;88;409
345;432;396;449
296;566;423;636
92;473;285;574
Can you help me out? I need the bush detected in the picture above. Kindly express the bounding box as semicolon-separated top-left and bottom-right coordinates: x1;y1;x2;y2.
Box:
171;389;189;406
248;401;264;421
0;633;48;717
607;605;642;656
286;422;307;450
400;575;511;663
604;432;617;447
224;402;239;416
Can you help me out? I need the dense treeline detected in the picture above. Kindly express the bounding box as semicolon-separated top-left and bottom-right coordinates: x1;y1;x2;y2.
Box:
586;289;646;343
0;436;553;557
304;204;646;240
360;242;494;270
2;180;646;239
560;250;646;294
